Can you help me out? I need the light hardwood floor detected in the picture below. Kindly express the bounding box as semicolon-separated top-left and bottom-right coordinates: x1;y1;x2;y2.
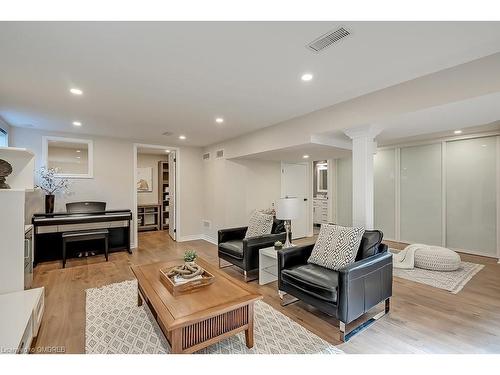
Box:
32;231;500;354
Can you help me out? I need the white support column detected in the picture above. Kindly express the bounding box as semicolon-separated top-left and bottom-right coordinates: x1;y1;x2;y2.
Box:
344;125;381;229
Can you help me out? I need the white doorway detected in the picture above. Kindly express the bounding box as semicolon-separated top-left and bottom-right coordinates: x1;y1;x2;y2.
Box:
133;143;179;249
168;150;176;241
281;162;312;238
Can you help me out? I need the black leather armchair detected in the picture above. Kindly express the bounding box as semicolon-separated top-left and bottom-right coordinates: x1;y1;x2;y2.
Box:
218;219;287;282
277;230;392;341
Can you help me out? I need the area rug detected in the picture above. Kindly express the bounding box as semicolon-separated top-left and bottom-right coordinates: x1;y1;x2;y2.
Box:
391;251;484;294
85;280;343;354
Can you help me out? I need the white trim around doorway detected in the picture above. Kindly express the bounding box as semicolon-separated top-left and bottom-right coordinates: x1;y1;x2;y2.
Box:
132;143;181;249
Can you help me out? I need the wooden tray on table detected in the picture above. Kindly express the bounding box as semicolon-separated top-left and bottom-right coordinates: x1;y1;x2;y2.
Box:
159;265;215;296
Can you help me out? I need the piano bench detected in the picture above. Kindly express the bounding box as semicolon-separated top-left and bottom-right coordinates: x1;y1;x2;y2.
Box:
61;229;109;268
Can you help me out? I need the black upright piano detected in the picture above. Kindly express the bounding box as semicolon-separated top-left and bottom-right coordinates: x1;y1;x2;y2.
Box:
32;201;132;265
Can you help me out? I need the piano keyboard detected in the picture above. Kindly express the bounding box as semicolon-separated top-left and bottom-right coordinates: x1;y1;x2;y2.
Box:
36;220;130;234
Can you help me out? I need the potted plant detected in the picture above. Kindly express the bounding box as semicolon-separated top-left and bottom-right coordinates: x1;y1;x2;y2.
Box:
36;167;70;213
184;250;197;264
274;241;283;250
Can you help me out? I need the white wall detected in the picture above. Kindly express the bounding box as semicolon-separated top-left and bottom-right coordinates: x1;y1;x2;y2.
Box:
335;157;353;227
177;146;203;240
201;155;281;242
10;127;204;247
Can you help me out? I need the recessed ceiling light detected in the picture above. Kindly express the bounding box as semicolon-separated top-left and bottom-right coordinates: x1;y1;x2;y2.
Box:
303;154;310;159
215;117;224;124
165;149;170;153
301;73;313;82
76;150;81;153
72;121;82;126
179;135;186;140
76;156;81;159
482;144;487;148
70;88;83;95
454;130;462;134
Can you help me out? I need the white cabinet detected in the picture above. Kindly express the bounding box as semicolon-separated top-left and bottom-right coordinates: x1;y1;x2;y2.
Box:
0;147;35;294
0;287;44;353
313;197;329;225
0;190;26;294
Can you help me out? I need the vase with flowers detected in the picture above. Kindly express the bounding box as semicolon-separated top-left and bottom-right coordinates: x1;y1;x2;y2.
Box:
36;167;70;213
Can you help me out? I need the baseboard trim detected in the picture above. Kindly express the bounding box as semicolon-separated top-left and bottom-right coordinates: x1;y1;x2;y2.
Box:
176;234;217;244
177;234;204;242
200;234;217;245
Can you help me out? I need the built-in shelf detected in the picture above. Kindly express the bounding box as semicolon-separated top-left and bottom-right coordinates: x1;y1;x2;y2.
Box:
158;161;169;230
0;147;35;190
137;204;161;232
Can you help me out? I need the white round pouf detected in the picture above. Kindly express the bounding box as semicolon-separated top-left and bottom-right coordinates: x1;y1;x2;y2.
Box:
414;246;461;271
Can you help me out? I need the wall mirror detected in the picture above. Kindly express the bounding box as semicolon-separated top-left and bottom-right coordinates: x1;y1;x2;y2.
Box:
42;136;93;178
316;161;328;193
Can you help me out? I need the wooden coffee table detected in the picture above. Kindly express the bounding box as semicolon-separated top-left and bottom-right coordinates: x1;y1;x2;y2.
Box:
131;257;262;354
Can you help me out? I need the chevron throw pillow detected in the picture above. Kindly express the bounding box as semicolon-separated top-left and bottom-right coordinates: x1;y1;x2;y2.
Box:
245;211;274;239
308;224;365;270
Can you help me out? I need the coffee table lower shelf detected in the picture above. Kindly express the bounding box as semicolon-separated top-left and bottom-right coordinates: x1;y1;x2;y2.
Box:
138;286;255;354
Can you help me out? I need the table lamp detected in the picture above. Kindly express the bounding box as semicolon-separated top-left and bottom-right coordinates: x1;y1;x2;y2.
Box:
276;197;300;248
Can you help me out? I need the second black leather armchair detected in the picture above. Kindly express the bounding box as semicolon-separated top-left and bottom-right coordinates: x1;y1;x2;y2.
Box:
277;230;393;341
218;219;287;282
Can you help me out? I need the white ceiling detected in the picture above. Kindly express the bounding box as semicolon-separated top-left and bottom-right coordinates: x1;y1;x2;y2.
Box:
376;92;500;145
237;91;500;162
1;22;500;146
137;146;172;155
232;143;351;163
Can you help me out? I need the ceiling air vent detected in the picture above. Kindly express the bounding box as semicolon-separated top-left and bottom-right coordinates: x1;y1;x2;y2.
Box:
306;27;351;53
216;149;224;159
162;131;173;136
202;152;210;161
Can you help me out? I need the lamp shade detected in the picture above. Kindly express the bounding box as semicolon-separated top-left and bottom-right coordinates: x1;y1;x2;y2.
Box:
276;197;300;220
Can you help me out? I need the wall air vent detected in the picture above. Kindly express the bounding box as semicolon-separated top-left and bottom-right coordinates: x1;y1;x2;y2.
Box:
216;149;224;159
202;153;210;160
306;27;351;53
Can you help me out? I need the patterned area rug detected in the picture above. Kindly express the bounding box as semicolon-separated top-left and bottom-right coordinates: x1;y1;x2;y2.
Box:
85;280;343;354
391;254;484;294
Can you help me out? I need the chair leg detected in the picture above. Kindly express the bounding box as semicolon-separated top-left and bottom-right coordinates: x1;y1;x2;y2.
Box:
339;322;346;342
243;270;258;282
339;298;391;342
218;258;232;269
278;290;299;306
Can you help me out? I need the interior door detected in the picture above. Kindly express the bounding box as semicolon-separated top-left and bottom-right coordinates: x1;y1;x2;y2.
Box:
168;151;176;240
281;162;310;239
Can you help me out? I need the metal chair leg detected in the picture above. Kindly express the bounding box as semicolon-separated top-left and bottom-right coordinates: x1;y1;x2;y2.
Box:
339;322;346;342
218;258;232;269
243;270;258;282
339;298;391;342
278;290;299;306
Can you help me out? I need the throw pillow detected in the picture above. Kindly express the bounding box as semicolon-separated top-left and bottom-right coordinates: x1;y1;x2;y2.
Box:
308;224;365;270
245;211;274;239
